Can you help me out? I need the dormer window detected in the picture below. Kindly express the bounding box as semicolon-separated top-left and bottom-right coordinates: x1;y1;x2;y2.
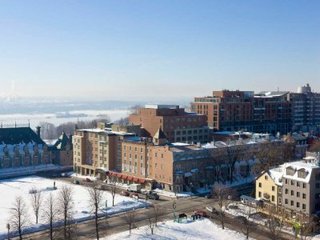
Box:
297;168;309;179
286;166;295;176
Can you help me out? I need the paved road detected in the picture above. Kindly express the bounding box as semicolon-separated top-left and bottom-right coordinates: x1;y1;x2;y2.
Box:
15;195;297;240
16;196;212;240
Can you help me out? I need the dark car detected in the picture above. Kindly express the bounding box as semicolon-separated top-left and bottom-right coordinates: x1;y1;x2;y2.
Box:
146;192;160;200
205;193;212;199
120;190;130;196
73;179;80;185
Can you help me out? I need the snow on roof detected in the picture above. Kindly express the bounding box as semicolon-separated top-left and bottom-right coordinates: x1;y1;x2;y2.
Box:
283;161;320;183
171;142;190;147
269;167;284;186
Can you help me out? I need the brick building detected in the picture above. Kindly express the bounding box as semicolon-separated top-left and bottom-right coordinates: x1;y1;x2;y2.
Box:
128;105;209;143
72;124;134;176
192;90;291;134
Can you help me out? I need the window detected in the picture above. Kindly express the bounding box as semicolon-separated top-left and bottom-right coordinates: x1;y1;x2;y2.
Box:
302;204;306;210
265;175;268;180
303;193;306;199
291;190;294;196
291;180;294;185
258;182;262;188
297;182;300;187
316;183;320;189
285;199;288;204
272;186;275;191
303;183;306;188
297;202;300;208
285;188;288;194
291;200;294;206
297;192;300;197
272;195;275;202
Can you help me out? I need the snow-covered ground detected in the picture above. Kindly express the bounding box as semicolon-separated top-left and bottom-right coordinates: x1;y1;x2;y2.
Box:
0;176;148;238
102;218;254;240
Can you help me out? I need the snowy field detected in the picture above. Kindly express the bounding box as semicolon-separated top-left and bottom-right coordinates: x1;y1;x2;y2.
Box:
102;218;253;240
0;176;148;238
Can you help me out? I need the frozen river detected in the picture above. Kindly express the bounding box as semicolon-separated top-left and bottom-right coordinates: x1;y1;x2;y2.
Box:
0;109;130;128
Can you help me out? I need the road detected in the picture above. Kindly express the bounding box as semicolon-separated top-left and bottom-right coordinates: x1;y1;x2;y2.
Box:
15;195;296;240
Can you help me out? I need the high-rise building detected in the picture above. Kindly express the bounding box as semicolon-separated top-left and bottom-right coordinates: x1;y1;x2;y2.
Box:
192;90;291;134
289;84;320;133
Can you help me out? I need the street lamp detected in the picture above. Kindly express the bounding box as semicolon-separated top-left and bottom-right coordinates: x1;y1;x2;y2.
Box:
172;200;177;221
6;223;10;240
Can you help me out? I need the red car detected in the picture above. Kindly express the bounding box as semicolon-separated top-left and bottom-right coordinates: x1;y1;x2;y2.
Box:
193;210;209;218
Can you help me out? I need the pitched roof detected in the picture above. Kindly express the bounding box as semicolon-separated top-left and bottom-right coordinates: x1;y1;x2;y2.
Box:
53;132;71;150
0;127;45;145
153;128;167;139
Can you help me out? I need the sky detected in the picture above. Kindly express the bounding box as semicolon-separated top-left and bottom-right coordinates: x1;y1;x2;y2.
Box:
0;0;319;101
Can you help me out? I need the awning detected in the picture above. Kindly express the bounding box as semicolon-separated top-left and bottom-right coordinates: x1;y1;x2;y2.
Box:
138;178;146;184
128;176;133;181
133;177;138;182
184;172;192;177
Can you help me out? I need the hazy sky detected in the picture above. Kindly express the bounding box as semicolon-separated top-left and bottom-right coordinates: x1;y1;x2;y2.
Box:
0;0;319;101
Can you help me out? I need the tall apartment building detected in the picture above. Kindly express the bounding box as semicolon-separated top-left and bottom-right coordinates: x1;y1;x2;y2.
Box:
256;157;320;216
192;90;254;131
253;91;291;134
72;124;134;176
128;104;209;143
192;90;291;134
289;84;320;133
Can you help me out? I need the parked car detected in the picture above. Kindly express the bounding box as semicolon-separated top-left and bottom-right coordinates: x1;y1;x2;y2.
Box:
205;193;212;199
193;210;209;218
130;193;139;199
85;178;92;182
120;190;130;196
146;191;160;200
73;180;80;185
206;206;218;214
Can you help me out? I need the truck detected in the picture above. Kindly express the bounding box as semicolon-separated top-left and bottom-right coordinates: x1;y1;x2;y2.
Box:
127;184;141;193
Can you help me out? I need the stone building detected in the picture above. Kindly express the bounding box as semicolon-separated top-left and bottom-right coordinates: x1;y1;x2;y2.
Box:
0;126;51;169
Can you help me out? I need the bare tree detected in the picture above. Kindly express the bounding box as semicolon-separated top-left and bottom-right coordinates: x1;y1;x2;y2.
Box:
42;193;60;240
58;185;73;239
29;187;42;224
224;144;248;183
252;142;294;175
146;205;162;235
238;206;255;239
123;209;136;235
212;183;236;229
295;213;316;240
10;196;28;240
266;205;284;240
87;183;104;240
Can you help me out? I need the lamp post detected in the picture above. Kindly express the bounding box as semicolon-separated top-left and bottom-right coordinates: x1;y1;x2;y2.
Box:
173;200;177;221
6;223;10;240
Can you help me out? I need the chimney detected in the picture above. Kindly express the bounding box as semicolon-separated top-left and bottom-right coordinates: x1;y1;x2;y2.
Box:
36;126;41;138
